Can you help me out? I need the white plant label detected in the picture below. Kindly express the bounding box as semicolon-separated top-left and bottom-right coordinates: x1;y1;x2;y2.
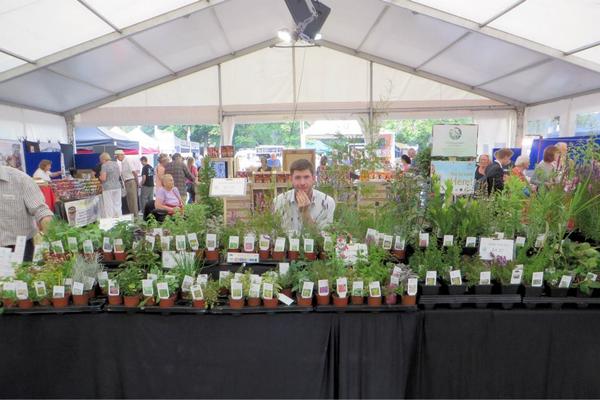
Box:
52;240;65;254
249;283;261;299
419;233;429;248
230;281;243;300
153;228;163;237
394;236;406;251
317;279;329;296
262;282;274;300
336;277;348;298
67;237;78;252
323;235;333;251
218;270;231;285
390;274;400;286
34;281;47;297
97;271;109;287
191;284;204;300
11;236;27;264
515;236;526;247
407;278;418;296
392;265;402;278
303;238;314;254
443;235;454;247
425;271;437;286
289;238;300;252
535;234;546;248
113;238;124;253
145;235;155;250
495;232;505;240
352;281;363;297
243;235;255;252
160;236;171;251
156;282;170;299
52;285;65;299
187;233;199;251
197;274;208;287
102;237;112;253
15;281;28;300
450;270;463;286
259;235;270;251
206;233;217;251
510;267;523;285
147;273;158;281
465;237;477;248
81;239;94;254
250;274;262;285
279;262;290;275
301;281;314;299
365;228;378;243
274;237;286;252
278;293;294;305
175;235;187;252
181;275;194;292
161;251;178;269
479;238;515;261
586;272;598;282
228;236;239;250
558;275;572;289
479;271;491;285
382;235;393;250
72;281;84;296
532;272;544;287
142;279;154;297
368;281;381;297
108;279;119;296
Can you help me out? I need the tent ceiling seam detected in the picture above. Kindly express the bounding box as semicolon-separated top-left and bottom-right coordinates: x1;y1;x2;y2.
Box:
127;38;177;75
564;40;600;56
474;58;553;87
0;98;62;116
76;0;122;33
45;67;115;94
415;32;470;70
478;0;527;28
211;7;234;54
0;48;36;65
527;86;600;108
356;5;390;52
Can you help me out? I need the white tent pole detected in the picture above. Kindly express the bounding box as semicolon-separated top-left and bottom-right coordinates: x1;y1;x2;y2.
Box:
368;61;374;143
65;115;75;146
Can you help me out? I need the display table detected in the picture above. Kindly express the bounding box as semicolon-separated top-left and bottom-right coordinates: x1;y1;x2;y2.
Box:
1;309;599;398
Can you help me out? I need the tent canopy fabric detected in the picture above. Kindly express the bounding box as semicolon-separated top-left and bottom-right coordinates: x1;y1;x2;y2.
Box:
111;126;160;155
1;0;600;122
75;126;139;151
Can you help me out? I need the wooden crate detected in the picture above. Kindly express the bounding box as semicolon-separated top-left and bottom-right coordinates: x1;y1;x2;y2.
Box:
282;149;316;171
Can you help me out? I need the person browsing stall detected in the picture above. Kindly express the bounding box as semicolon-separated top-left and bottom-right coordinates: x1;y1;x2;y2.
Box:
139;156;154;211
115;150;140;215
155;174;184;214
165;153;196;197
486;148;514;194
0;165;54;261
273;159;335;234
99;152;122;218
33;159;62;182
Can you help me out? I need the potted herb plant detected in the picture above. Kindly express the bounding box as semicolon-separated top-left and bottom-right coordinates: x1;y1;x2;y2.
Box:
261;271;281;308
116;264;144;307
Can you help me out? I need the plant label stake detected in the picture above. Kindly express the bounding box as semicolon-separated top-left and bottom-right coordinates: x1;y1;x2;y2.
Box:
443;235;454;247
15;281;28;300
495;232;505;240
289;238;300;252
63;278;73;292
206;233;217;251
369;281;381;297
323;235;333;252
113;238;124;253
219;271;231;285
259;235;270;251
394;236;406;251
175;235;187;252
108;280;119;296
318;279;329;296
392;265;402;277
187;233;199;251
142;279;154;297
465;237;477;248
84;277;96;292
303;238;314;254
72;282;84;296
515;236;526;247
279;263;290;275
352;281;363;297
336;277;348;298
262;283;274;300
479;271;491;286
365;228;378;244
450;270;463;286
156;282;170;299
425;271;437;286
32;244;44;262
191;284;204;300
161;251;178;269
586;273;598;282
531;272;544;287
535;234;546;248
419;233;429;248
145;235;155;250
67;237;78;253
153;228;163;237
382;235;393;250
197;274;208;287
102;237;112;253
81;239;94;254
52;240;65;254
147;273;158;281
558;275;572;289
97;271;109;288
250;274;262;285
407;278;418;296
249;283;261;299
278;292;294;305
52;285;65;299
274;237;286;252
160;236;171;252
181;275;194;292
301;281;314;298
244;235;255;252
390;274;400;286
34;281;47;298
230;281;243;300
228;236;239;250
510;267;523;285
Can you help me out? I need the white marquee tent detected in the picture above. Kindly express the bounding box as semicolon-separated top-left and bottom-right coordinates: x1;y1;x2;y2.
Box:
1;0;600;151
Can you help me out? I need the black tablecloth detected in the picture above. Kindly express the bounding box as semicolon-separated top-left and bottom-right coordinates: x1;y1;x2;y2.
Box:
1;310;599;398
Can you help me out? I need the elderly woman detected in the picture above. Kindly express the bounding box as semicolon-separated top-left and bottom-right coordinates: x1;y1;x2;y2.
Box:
33;159;62;182
511;155;530;182
98;152;122;218
532;146;558;188
155;174;184;214
155;153;169;189
474;154;490;193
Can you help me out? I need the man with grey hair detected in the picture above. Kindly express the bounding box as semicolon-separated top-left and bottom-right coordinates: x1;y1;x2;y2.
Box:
115;150;140;215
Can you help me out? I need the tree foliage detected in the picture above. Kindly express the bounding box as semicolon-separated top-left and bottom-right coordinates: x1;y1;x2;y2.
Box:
385;118;473;149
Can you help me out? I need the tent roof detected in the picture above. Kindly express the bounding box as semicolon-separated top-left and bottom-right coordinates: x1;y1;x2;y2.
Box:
1;0;600;116
111;126;159;154
74;126;138;150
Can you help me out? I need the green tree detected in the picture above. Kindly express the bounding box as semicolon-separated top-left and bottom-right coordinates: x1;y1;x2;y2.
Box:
385;118;473;149
232;122;301;149
157;125;221;150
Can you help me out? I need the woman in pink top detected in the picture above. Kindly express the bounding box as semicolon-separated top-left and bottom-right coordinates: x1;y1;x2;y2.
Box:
186;157;198;204
155;174;184;214
155;153;169;188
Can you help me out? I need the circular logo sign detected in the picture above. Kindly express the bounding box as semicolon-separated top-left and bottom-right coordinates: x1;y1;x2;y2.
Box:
448;127;462;141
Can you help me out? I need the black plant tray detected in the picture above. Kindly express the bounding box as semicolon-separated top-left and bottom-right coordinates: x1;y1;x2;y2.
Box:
209;304;313;315
107;299;207;315
99;260;126;269
314;304;418;313
2;298;105;315
419;294;522;310
522;296;600;310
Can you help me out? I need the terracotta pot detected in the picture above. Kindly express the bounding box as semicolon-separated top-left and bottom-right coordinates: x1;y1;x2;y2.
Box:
318;252;328;260
288;251;299;260
102;251;114;261
52;297;69;308
259;250;270;261
332;294;348;307
38;298;51;306
385;294;397;305
219;287;230;296
351;295;364;305
195;249;204;260
204;250;220;261
123;295;140;307
228;248;240;253
2;298;15;308
159;295;176;308
108;295;123;305
247;297;261;307
297;296;312;307
144;296;156;306
281;288;293;299
304;252;317;261
263;297;278;308
316;294;330;305
192;299;206;308
391;250;406;260
229;297;245;309
18;299;34;309
113;252;127;262
401;295;417;305
72;294;89;306
368;296;382;306
271;251;286;261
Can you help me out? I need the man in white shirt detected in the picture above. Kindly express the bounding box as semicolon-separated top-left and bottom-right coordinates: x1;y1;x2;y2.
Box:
274;159;335;234
115;150;140;215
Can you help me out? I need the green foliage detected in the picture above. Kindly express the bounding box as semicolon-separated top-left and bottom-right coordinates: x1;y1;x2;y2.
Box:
115;264;144;296
385;118;473;150
232;122;301;148
197;157;223;217
44;219;103;252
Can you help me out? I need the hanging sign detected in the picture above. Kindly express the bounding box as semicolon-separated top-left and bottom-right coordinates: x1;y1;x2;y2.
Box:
432;124;478;157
